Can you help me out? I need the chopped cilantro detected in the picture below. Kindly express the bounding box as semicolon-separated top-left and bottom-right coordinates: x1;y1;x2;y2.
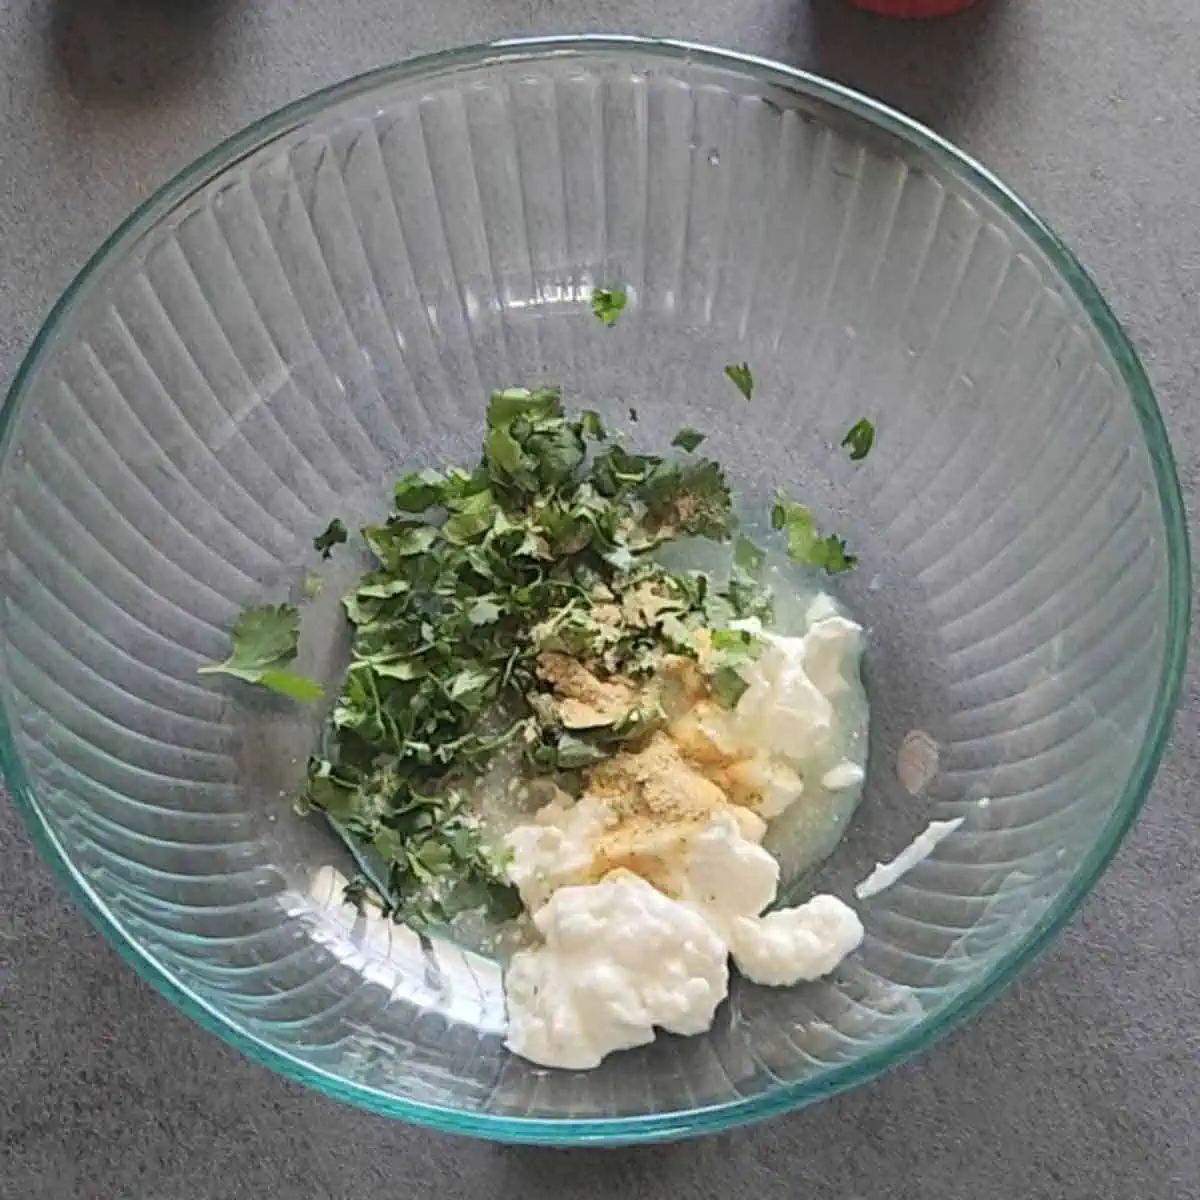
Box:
199;604;322;701
842;418;875;462
302;572;324;600
725;362;754;401
313;517;348;558
295;389;738;928
671;428;706;453
591;286;627;327
212;378;873;935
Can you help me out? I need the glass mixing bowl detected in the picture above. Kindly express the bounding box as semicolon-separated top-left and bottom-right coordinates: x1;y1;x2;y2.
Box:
0;36;1188;1144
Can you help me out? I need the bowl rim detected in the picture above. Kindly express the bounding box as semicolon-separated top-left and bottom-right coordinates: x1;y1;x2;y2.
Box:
1;33;1191;1146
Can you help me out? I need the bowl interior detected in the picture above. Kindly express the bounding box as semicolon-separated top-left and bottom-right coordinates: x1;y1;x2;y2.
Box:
0;39;1187;1142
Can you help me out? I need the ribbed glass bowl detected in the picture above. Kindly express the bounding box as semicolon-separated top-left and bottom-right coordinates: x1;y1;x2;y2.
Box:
0;37;1189;1144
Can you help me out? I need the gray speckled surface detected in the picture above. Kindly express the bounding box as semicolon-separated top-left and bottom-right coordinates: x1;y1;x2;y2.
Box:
1;1;1198;1196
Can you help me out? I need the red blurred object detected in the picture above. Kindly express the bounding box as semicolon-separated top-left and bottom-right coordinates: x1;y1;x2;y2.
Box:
850;0;979;15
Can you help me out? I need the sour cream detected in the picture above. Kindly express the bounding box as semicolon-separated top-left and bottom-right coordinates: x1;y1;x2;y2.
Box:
503;603;869;1069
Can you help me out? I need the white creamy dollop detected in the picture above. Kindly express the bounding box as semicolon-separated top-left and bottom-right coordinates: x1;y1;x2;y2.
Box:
854;816;965;900
733;634;834;764
715;619;868;816
677;811;778;918
504;872;729;1070
678;814;863;988
506;810;865;1068
504;797;612;913
727;895;864;987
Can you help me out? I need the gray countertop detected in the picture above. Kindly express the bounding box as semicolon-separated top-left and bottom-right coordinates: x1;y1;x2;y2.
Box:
1;1;1198;1196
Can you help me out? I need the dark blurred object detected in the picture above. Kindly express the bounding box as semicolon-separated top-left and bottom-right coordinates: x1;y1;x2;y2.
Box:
50;0;232;110
850;0;980;15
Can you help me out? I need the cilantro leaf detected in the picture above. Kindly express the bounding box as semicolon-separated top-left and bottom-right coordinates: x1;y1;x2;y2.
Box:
442;488;499;544
709;627;764;671
258;669;324;703
580;410;608;441
812;536;858;574
671;428;706;453
446;666;498;709
467;597;503;625
300;759;359;819
364;522;438;565
841;418;875;462
591;444;662;497
199;603;321;700
364;657;427;682
591;286;627;327
488;385;564;429
342;573;408;625
725;362;754;401
771;490;857;574
302;571;324;600
313;518;347;558
771;491;818;558
526;422;586;487
485;425;531;480
710;666;750;709
394;467;449;513
201;603;298;677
